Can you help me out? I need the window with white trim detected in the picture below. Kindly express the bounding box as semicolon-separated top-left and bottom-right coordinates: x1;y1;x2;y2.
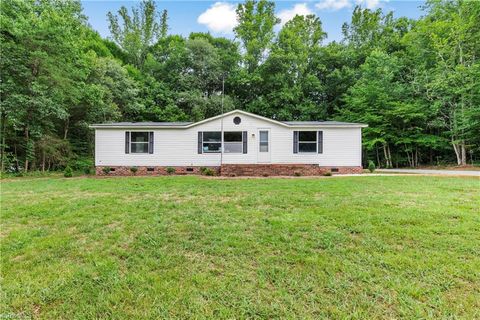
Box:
130;132;150;153
298;131;317;153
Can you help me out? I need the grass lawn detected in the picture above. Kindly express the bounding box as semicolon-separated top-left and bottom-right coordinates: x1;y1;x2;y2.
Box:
1;175;479;319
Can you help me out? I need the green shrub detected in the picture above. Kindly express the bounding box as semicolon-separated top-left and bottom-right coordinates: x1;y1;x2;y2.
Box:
202;168;215;176
102;167;111;175
130;166;138;174
70;158;93;172
199;167;215;176
368;160;376;173
64;166;73;178
83;167;92;175
166;167;176;175
323;172;332;176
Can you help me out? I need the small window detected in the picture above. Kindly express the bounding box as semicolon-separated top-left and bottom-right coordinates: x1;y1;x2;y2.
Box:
331;168;339;173
224;131;243;153
259;130;268;152
233;116;241;125
186;167;194;172
147;167;154;172
131;132;150;154
202;131;222;153
110;168;116;172
298;131;317;153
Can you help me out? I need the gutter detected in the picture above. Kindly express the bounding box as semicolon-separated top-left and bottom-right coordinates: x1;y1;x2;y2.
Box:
89;124;368;129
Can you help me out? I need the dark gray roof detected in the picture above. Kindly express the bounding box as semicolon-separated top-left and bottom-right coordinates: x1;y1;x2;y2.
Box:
91;120;365;128
282;121;364;126
90;110;367;128
91;122;193;127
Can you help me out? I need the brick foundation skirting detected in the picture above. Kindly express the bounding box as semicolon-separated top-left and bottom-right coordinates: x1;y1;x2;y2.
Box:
220;164;362;176
96;164;362;176
95;166;220;176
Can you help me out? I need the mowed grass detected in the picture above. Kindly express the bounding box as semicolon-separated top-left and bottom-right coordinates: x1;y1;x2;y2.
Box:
1;175;479;319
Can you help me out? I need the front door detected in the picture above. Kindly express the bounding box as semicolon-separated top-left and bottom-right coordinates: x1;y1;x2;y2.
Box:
257;129;271;163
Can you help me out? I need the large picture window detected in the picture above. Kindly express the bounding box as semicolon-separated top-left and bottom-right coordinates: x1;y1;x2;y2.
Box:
201;131;244;153
298;131;317;153
202;131;222;153
130;132;150;153
224;131;243;153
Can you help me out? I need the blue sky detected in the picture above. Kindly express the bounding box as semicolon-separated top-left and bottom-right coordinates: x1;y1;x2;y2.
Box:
82;0;425;43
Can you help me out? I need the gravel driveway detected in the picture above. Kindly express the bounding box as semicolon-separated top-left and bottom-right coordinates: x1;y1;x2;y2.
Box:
376;169;480;177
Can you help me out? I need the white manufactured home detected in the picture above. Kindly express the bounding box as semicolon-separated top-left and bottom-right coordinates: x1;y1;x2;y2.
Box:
90;110;367;176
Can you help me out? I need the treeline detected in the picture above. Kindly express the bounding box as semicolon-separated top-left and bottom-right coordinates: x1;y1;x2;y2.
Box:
1;0;479;172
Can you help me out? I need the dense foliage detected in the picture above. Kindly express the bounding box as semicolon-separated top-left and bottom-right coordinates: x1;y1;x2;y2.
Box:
1;0;479;172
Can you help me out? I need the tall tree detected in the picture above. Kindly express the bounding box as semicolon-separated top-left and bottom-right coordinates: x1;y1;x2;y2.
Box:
107;0;167;69
406;0;480;165
234;0;279;72
160;9;168;39
341;50;422;167
0;0;87;171
257;15;327;120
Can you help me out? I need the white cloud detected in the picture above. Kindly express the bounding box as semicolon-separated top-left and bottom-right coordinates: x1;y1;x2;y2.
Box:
197;2;238;34
315;0;352;11
277;3;313;26
315;0;383;11
356;0;382;9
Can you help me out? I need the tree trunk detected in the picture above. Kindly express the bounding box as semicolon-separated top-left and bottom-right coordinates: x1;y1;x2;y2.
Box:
383;144;388;168
24;126;29;172
64;117;69;140
414;147;419;167
14;144;19;171
376;145;380;168
452;140;467;166
405;145;412;167
453;142;460;165
383;144;392;168
42;148;45;172
0;114;5;172
460;141;467;166
387;144;393;168
457;22;467;167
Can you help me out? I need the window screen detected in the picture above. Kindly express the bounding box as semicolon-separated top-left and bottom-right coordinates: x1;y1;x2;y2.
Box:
298;131;317;153
259;130;268;152
130;132;150;154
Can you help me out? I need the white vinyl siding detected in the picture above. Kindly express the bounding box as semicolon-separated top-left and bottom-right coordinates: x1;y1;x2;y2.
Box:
95;112;362;167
